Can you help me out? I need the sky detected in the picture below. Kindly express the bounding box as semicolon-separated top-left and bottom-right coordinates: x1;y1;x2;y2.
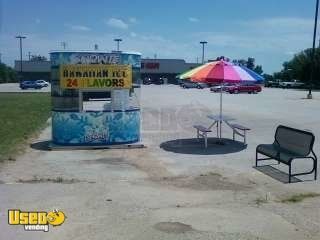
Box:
0;0;319;74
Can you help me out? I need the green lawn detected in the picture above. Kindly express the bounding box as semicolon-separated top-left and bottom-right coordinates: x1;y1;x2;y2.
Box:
0;93;51;160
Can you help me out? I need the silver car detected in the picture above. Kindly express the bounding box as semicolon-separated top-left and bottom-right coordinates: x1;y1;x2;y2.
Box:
181;81;208;89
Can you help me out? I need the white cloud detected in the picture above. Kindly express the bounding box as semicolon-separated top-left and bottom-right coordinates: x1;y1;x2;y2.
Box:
65;24;91;31
188;17;199;22
239;17;313;31
35;18;41;24
189;17;315;73
105;18;128;29
285;51;296;56
1;17;315;74
71;25;90;31
193;17;314;52
129;17;137;24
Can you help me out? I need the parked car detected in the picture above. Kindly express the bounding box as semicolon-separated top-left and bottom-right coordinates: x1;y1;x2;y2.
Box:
178;79;187;86
153;78;164;85
35;80;49;87
20;80;45;89
264;80;280;88
279;80;304;89
225;84;262;94
143;77;152;85
210;83;235;92
181;81;208;89
159;77;168;84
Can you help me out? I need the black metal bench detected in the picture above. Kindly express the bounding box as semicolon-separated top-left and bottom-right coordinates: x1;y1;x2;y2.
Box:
256;125;317;183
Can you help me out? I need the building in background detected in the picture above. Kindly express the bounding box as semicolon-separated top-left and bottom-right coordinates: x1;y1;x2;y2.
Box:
14;58;199;84
141;59;199;84
14;60;50;81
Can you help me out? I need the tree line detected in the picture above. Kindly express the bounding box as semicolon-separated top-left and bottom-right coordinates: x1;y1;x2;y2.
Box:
1;49;318;86
215;56;264;74
0;63;17;83
0;55;48;83
263;47;320;87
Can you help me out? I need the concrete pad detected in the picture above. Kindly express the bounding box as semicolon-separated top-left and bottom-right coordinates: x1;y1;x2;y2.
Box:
0;85;320;239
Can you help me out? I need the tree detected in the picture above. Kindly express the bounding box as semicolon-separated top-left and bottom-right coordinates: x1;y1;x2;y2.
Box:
236;59;247;66
254;65;263;75
273;48;320;86
0;63;18;83
232;57;264;75
30;55;47;61
262;73;274;82
246;57;255;70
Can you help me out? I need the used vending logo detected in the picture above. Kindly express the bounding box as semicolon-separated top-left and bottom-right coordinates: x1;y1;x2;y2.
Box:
8;209;66;232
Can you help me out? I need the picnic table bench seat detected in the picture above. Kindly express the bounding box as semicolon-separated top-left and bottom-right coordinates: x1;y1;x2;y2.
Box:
193;120;250;147
256;125;317;183
228;123;250;144
193;125;213;148
193;125;212;133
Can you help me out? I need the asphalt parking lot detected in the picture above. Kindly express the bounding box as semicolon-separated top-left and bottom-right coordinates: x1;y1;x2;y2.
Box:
0;85;320;240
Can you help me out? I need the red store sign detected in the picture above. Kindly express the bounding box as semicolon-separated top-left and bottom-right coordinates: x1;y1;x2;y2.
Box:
141;62;160;69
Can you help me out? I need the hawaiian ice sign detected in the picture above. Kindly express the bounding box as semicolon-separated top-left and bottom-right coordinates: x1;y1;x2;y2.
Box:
60;64;132;89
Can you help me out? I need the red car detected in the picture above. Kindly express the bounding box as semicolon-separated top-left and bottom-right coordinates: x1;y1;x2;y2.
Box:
225;84;262;94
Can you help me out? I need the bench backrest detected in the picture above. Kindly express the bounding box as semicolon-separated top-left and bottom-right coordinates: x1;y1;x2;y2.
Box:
274;125;315;156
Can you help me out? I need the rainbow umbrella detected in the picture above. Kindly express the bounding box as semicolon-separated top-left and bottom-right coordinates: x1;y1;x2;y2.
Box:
179;60;264;83
180;60;264;139
177;62;212;80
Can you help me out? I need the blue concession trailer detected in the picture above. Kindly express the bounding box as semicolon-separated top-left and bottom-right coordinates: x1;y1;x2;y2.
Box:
50;51;141;146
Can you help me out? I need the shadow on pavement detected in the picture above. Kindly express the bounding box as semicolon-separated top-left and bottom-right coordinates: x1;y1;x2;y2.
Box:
30;140;51;151
160;138;247;155
254;165;301;183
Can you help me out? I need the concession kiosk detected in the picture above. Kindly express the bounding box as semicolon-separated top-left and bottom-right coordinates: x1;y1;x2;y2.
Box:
50;51;142;146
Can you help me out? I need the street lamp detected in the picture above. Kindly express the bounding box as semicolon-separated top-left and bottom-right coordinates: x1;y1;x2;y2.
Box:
61;42;67;50
308;0;319;99
15;35;26;81
114;38;122;51
200;41;208;64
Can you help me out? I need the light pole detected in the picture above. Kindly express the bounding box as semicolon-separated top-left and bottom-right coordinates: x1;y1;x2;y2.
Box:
200;41;207;64
61;42;67;50
27;51;31;60
308;0;319;99
114;38;122;51
15;35;26;81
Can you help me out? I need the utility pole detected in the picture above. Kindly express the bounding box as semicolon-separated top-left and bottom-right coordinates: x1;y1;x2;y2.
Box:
114;38;122;51
15;35;27;82
200;41;208;64
27;51;31;60
61;42;67;50
308;0;319;99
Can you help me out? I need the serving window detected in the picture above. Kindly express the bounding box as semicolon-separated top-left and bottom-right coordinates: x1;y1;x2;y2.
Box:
79;87;140;112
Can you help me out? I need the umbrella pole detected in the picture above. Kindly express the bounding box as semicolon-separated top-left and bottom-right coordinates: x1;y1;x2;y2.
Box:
219;83;223;139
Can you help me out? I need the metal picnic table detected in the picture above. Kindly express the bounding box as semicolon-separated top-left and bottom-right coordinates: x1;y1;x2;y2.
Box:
207;114;236;139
